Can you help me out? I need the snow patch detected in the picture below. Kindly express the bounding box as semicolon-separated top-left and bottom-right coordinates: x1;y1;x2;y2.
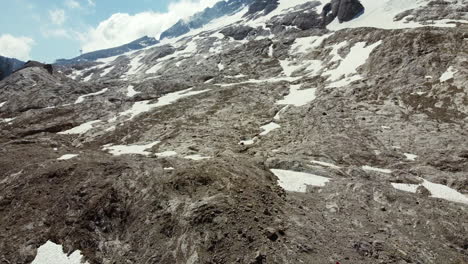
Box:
260;122;281;136
440;66;458;82
57;154;78;160
126;85;140;97
404;153;418;161
58;120;101;135
362;165;392;174
392;180;468;205
271;169;330;193
75;88;108;104
31;241;89;264
325;41;382;87
156;151;177;158
100;66;115;77
185;154;211;161
311;160;341;169
327;0;456;30
103;141;160;156
276;84;316;107
0;101;6;107
120;88;209;120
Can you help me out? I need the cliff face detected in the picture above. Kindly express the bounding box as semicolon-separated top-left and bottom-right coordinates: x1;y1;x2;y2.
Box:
0;56;24;81
1;1;468;264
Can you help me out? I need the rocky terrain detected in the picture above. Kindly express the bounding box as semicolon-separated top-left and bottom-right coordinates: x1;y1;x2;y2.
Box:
1;0;468;263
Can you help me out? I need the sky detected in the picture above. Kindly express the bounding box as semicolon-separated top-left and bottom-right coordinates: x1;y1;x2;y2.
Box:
0;0;219;63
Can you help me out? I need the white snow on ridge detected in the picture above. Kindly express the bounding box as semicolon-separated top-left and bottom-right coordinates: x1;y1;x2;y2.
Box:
260;122;281;136
119;88;210;120
126;85;140;97
327;0;457;30
0;101;6;107
156;151;178;158
362;165;392;174
440;66;458;82
75;88;108;104
31;241;89;264
103;141;160;156
100;66;115;77
276;84;316;107
58;120;102;135
57;154;78;160
311;160;341;169
392;180;468;205
185;154;211;161
271;169;330;193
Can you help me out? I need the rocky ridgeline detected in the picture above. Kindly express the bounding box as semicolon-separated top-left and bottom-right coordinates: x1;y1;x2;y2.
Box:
0;0;468;263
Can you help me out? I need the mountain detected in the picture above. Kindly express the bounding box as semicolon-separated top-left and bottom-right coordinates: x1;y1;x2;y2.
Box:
1;0;468;263
55;36;159;65
0;56;24;81
160;0;256;39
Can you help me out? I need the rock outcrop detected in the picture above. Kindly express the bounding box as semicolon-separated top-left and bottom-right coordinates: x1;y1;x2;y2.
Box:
322;0;365;24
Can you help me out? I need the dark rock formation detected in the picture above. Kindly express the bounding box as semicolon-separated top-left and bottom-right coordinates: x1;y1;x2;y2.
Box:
0;56;24;81
220;25;255;40
322;0;364;25
20;61;54;75
244;0;279;18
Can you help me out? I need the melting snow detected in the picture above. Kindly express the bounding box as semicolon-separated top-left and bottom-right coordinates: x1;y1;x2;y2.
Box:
439;66;457;82
311;160;341;169
327;0;457;30
404;153;418;161
325;41;382;87
392;180;468;205
31;241;88;264
271;169;330;193
362;165;392;174
75;88;108;104
185;154;211;161
274;105;289;121
100;66;115;77
57;154;78;160
120;88;210;120
103;141;160;156
239;139;255;145
126;85;140;97
156;151;177;158
290;34;332;55
276;84;316;107
260;122;281;136
58;120;102;135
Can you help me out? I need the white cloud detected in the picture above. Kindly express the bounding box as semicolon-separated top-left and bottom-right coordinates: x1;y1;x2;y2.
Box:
87;0;95;7
65;0;81;9
80;0;219;52
0;34;35;60
49;9;66;25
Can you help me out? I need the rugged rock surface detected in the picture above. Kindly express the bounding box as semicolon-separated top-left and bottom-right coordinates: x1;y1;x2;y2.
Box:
322;0;365;24
1;0;468;263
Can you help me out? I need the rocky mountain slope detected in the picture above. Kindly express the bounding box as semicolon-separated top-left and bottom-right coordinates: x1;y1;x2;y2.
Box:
1;0;468;263
55;36;159;65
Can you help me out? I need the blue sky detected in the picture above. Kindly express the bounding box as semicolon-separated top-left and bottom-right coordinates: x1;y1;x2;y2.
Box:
0;0;217;62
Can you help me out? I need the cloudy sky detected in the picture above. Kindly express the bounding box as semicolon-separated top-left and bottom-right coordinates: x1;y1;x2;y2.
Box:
0;0;219;62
